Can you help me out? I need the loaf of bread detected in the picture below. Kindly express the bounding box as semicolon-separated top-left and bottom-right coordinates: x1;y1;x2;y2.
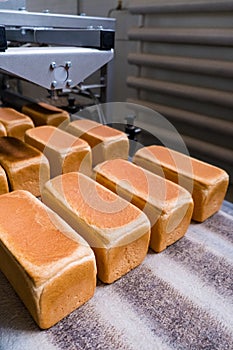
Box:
0;107;34;141
0;137;49;197
0;190;96;329
133;145;229;222
42;172;150;283
94;159;193;252
22;102;70;128
0;165;9;195
66;119;129;166
0;121;6;136
25;125;92;178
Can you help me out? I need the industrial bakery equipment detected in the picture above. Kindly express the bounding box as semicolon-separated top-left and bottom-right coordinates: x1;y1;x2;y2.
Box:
0;1;115;109
0;1;189;158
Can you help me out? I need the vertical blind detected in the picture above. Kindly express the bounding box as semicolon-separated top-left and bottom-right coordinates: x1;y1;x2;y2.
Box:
126;0;233;185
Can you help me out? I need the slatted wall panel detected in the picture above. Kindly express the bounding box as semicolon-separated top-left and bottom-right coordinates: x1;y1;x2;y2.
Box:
127;0;233;190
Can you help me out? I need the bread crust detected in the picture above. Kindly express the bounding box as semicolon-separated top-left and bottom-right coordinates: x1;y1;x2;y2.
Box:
22;102;70;128
94;231;150;283
42;172;150;283
0;190;96;329
25;125;92;177
66;119;129;166
133;146;229;222
0;137;49;197
0;107;34;141
94;159;193;252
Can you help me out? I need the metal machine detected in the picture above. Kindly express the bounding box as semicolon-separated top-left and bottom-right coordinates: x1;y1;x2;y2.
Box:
0;1;159;150
0;1;115;111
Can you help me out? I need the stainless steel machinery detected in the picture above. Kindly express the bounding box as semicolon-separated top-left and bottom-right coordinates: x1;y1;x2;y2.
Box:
0;1;115;109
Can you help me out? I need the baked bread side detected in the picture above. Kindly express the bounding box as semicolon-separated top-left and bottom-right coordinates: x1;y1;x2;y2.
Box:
42;172;150;283
66;119;129;166
0;190;96;329
133;145;229;222
22;102;70;128
0;136;50;197
0;107;34;141
94;159;193;252
25;125;92;177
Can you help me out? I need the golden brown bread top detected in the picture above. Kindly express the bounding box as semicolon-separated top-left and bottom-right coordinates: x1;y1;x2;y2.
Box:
0;107;34;126
48;172;142;229
23;102;69;116
26;125;90;152
0;136;43;163
38;102;68;113
68;119;128;147
135;145;229;186
94;159;192;207
0;191;79;265
22;102;70;127
0;190;93;286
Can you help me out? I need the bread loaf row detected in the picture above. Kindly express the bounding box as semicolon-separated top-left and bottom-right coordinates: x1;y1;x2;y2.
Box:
0;106;130;196
0;107;148;328
0;105;71;196
0;105;229;331
29;116;228;224
0;107;229;240
0;102;70;141
0;173;150;328
4;101;228;218
0;113;150;329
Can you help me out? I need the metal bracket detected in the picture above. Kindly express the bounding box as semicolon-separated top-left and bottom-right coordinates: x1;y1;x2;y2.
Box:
0;47;114;90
